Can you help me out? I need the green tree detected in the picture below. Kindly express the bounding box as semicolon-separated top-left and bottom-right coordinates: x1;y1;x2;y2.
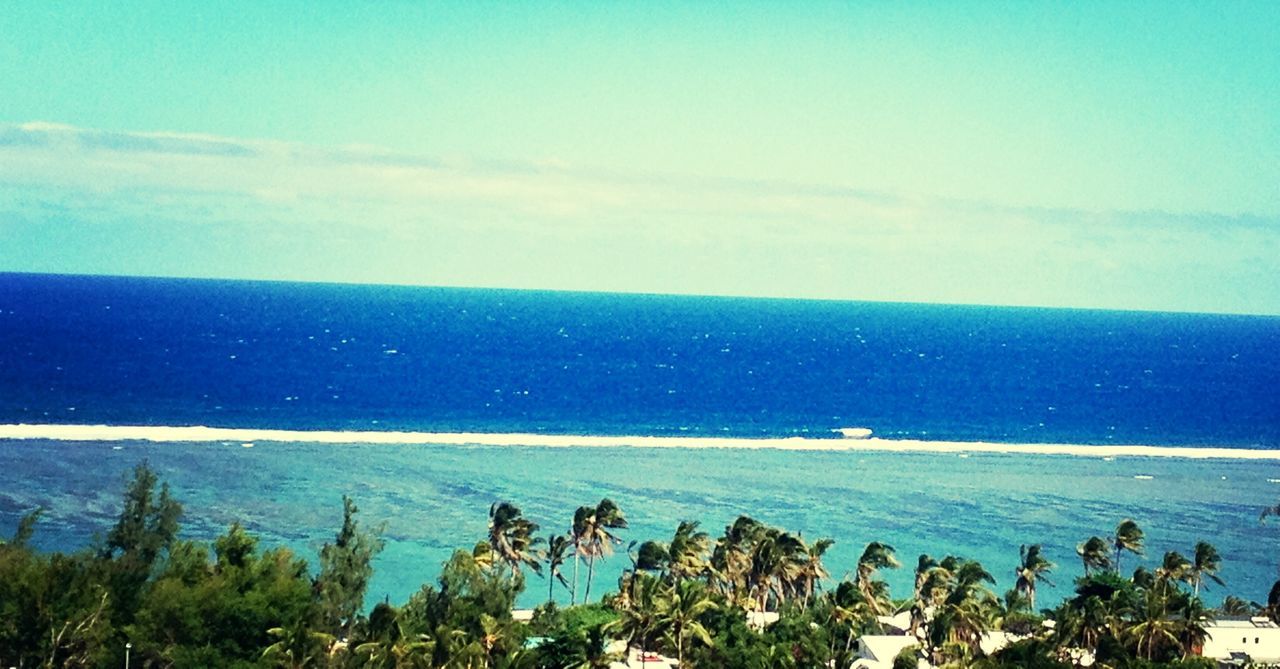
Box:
1076;536;1113;576
1156;551;1192;590
656;579;717;667
487;502;543;578
262;621;336;668
544;533;572;604
855;542;900;616
914;554;939;600
102;461;183;629
919;556;998;665
129;523;313;668
1014;544;1055;610
1113;519;1145;575
607;571;663;666
1188;541;1224;597
317;496;386;639
577;499;628;605
797;537;834;608
710;515;765;608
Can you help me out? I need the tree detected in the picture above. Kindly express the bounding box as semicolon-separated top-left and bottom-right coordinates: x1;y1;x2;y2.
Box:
919;556;998;665
1128;584;1181;661
856;542;900;616
656;579;717;667
747;528;807;611
103;462;183;566
1113;520;1145;574
1014;544;1055;610
487;502;543;578
1156;551;1192;590
607;571;663;665
666;520;712;583
1189;541;1224;597
798;537;834;608
578;499;628;604
710;516;766;607
102;461;184;629
914;554;939;600
130;523;314;669
1076;536;1112;576
1218;595;1253;616
545;533;572;604
262;622;336;669
317;496;385;639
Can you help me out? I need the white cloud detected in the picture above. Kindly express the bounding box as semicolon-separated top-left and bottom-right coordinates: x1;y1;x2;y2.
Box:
0;122;1277;314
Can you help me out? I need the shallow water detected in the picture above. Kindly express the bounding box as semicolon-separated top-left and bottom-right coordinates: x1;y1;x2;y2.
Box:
4;438;1277;609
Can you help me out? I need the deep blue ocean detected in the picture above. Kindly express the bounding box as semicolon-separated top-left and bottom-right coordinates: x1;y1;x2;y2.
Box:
2;272;1279;608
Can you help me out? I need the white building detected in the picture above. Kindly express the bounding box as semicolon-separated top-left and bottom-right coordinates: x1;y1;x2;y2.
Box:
1199;618;1280;666
850;635;921;669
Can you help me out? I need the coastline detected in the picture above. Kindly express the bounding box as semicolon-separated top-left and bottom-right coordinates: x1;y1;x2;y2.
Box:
2;423;1278;460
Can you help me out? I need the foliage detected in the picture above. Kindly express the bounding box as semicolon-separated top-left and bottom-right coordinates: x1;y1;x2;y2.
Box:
317;495;386;639
0;465;1268;669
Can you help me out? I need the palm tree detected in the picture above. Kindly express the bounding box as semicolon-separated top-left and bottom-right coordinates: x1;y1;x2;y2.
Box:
1178;595;1213;659
1014;544;1055;610
656;579;718;667
566;625;624;669
570;505;592;605
667;520;711;582
1218;595;1254;617
353;602;434;669
921;557;997;664
607;571;663;666
1260;500;1280;523
914;554;939;600
1189;541;1225;597
1077;536;1113;575
581;498;628;604
1156;551;1192;590
1128;585;1181;660
798;537;834;608
544;533;572;604
746;527;806;611
711;515;765;606
856;542;900;616
635;521;711;584
1113;519;1145;574
262;622;336;668
488;502;543;578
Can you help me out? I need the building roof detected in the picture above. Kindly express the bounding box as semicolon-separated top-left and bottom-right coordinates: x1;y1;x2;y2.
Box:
1201;618;1280;661
858;634;919;663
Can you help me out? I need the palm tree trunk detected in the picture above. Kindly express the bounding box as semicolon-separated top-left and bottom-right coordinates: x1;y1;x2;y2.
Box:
572;551;580;605
585;552;596;604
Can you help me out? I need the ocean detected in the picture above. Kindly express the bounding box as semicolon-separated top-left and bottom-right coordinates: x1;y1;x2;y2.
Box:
2;272;1278;608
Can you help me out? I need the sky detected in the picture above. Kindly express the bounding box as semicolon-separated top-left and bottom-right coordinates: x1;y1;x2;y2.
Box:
1;2;1278;314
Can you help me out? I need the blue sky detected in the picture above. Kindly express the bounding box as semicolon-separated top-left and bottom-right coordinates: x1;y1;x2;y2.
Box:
1;2;1278;314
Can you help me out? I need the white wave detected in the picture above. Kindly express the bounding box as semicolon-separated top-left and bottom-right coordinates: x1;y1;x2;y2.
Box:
1;423;1279;460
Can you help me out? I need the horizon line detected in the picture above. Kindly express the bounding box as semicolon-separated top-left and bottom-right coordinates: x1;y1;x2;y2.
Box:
4;270;1278;319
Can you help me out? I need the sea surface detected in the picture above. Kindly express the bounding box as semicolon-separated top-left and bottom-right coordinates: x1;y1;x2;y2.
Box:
2;272;1279;608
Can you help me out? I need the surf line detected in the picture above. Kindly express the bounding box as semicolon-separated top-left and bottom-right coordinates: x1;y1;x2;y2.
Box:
1;423;1279;461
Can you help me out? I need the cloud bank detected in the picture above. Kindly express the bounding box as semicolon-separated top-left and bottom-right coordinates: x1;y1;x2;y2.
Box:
1;122;1276;314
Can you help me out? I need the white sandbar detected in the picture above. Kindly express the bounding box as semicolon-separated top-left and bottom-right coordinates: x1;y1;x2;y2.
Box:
0;423;1277;460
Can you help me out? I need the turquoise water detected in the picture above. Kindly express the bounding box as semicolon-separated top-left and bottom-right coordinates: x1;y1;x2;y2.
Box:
3;273;1278;608
5;438;1277;609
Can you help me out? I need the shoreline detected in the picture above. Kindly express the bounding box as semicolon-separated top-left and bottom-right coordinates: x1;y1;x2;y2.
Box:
1;423;1278;460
